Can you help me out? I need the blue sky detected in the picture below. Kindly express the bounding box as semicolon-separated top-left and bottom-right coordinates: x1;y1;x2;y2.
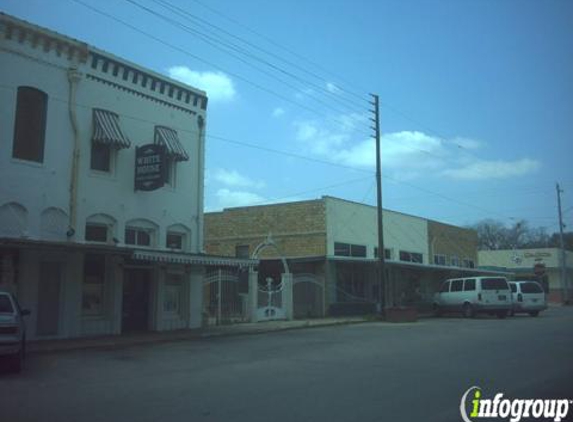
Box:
3;0;572;231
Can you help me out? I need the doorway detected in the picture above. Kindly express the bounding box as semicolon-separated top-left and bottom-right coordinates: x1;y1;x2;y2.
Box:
36;262;63;336
122;268;151;332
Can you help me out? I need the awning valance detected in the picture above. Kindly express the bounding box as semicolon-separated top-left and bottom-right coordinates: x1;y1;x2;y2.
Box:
92;109;131;149
132;250;257;268
154;126;189;162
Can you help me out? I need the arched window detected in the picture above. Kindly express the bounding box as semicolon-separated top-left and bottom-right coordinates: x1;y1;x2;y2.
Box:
0;202;28;238
85;214;116;243
40;207;68;241
125;219;158;247
12;87;48;163
165;223;191;251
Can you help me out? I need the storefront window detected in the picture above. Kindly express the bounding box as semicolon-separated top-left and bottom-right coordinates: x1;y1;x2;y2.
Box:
82;254;105;316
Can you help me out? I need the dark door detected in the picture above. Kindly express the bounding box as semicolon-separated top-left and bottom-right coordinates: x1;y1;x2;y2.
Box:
36;262;62;336
122;269;151;332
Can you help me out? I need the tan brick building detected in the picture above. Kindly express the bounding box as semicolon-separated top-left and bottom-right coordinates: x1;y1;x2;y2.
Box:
205;200;327;259
205;196;491;316
428;220;478;269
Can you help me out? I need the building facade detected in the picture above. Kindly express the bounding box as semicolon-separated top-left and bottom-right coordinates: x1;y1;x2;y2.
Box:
205;196;487;316
0;13;251;340
479;248;573;303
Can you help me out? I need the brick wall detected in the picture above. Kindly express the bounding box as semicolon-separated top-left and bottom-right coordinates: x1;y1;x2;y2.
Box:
427;220;478;266
204;200;327;259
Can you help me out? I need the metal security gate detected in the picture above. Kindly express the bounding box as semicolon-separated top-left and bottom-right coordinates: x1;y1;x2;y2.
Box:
293;273;325;318
256;276;286;321
204;268;248;326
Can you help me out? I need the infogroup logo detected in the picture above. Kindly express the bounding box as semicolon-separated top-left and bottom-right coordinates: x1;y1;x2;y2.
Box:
460;386;572;422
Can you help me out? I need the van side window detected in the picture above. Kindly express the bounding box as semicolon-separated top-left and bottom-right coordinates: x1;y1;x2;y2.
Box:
510;284;517;293
451;279;463;292
464;279;476;291
440;281;450;293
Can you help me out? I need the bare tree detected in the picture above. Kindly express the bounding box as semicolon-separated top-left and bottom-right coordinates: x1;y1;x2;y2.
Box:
470;219;555;250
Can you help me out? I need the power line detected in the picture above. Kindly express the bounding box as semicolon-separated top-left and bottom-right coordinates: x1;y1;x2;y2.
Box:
149;0;370;113
70;0;369;136
123;0;370;121
0;79;546;225
185;0;370;103
231;176;374;209
74;0;533;187
182;0;532;184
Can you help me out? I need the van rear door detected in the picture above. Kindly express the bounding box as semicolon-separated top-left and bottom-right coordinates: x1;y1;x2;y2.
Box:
480;277;511;306
520;282;545;306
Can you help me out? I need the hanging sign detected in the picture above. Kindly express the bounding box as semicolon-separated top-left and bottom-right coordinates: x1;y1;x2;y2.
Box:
134;144;166;191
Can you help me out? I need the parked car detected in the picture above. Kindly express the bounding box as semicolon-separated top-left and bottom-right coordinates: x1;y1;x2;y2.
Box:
433;276;512;318
508;281;547;317
0;291;30;373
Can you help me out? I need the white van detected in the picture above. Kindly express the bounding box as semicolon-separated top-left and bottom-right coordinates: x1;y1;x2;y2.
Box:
508;281;547;317
433;276;512;318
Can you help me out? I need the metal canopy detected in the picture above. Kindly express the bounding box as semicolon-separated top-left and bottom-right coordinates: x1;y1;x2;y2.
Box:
92;109;131;149
154;126;189;162
132;249;257;268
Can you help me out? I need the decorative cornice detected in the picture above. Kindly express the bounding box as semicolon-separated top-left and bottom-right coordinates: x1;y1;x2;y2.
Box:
89;52;208;112
1;13;88;63
86;73;198;115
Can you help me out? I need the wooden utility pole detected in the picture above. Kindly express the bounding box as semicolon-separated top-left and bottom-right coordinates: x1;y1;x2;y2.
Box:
556;183;569;303
370;94;388;311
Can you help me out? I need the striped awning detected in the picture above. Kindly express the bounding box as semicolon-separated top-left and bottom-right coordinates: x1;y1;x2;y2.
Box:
154;126;189;162
132;250;257;268
92;109;131;149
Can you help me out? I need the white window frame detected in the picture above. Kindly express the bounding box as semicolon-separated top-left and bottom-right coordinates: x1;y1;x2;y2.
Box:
85;214;116;244
166;231;185;250
124;219;158;248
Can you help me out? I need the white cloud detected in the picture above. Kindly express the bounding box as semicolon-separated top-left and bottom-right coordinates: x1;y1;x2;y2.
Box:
215;189;266;209
167;66;236;102
272;107;285;118
293;113;540;181
294;88;314;100
451;137;483;150
212;168;266;189
441;158;541;180
326;82;341;94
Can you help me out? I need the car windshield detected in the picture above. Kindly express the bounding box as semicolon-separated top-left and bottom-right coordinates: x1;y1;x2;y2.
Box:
0;295;14;314
521;283;543;294
481;278;509;290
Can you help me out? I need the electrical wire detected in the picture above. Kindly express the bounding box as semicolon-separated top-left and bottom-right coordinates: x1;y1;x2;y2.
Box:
123;0;370;122
70;0;370;136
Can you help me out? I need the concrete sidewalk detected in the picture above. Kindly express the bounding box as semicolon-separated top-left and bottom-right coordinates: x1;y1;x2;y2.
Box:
28;317;370;355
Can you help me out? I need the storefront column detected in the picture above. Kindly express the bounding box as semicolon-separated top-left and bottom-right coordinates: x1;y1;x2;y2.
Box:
248;269;258;322
324;260;337;312
281;272;293;320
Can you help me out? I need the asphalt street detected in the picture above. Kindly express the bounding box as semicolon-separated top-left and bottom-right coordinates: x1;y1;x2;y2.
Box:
1;308;572;422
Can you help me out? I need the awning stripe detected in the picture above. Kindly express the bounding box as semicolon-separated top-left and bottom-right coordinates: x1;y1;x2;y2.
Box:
92;109;131;149
132;250;257;267
154;126;189;162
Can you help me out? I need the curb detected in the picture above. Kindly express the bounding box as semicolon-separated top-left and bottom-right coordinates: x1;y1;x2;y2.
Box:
28;318;370;355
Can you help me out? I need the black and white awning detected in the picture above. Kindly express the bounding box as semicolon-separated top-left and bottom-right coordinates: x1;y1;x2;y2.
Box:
132;250;257;268
154;126;189;162
92;109;131;149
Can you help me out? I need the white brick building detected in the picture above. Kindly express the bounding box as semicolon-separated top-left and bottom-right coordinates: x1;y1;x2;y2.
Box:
0;13;251;340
